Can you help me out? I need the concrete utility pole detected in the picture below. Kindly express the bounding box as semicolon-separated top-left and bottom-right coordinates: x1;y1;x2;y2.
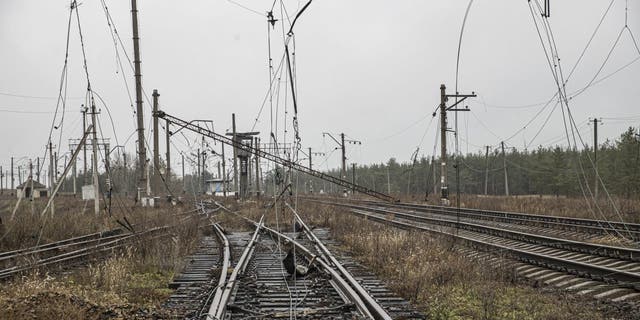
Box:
90;102;100;215
123;152;128;195
0;166;3;194
432;155;437;197
439;85;448;203
221;144;226;197
438;84;475;205
10;157;14;190
232;113;238;194
82;106;87;182
501;141;509;196
352;163;356;193
434;84;476;205
255;137;260;197
36;158;40;182
152;89;160;194
341;133;346;179
591;117;600;198
484;146;490;195
165;118;171;184
54;152;58;184
308;147;313;170
48;144;54;215
72;156;77;195
197;148;201;194
201;148;206;194
131;0;147;191
181;153;185;192
322;132;359;181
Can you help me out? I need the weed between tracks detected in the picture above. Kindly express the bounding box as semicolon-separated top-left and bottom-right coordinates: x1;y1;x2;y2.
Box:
287;201;624;320
0;196;204;319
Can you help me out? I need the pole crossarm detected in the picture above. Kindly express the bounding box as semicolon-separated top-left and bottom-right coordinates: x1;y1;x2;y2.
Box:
155;111;398;202
445;94;476;111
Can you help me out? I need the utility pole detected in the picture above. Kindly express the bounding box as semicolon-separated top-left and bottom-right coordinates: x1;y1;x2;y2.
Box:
165;118;171;184
308;147;313;170
432;155;437;197
591;117;600;198
152;89;160;195
82;106;87;182
484;146;490;195
341;133;346;179
438;84;475;205
36;158;40;182
221;144;227;197
352;163;356;193
255;137;260;197
48;144;54;215
0;166;2;194
439;85;447;204
123;153;128;195
181;153;185;193
131;0;147;193
10;157;14;190
201;148;206;195
322;132;360;181
90;101;100;214
54;152;58;184
232;113;238;195
72;156;77;195
197;148;201;194
501;141;509;196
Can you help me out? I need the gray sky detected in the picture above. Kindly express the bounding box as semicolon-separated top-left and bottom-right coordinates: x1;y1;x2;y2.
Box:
1;0;639;177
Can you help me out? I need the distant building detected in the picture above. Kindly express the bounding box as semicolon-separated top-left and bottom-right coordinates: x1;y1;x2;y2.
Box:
16;179;48;199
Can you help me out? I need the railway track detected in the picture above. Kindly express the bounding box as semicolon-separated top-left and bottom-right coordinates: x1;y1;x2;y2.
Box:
191;207;423;319
0;213;202;280
164;223;229;319
312;199;640;301
345;198;640;241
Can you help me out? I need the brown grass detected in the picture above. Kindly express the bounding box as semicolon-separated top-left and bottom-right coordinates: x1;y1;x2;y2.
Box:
369;192;640;223
289;201;628;320
0;195;205;320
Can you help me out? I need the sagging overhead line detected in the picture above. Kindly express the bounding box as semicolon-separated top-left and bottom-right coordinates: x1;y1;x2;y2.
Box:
155;111;397;202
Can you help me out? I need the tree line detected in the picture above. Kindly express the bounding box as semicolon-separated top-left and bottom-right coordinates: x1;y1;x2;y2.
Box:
295;127;640;199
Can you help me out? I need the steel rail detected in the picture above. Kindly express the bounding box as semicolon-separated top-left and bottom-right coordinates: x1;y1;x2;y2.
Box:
211;217;263;319
354;198;640;239
217;208;391;318
348;208;640;287
257;223;376;319
0;229;126;262
287;203;392;320
0;212;203;280
207;223;231;318
319;201;640;262
0;226;169;279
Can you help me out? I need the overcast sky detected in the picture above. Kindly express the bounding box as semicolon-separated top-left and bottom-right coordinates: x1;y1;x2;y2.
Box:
0;0;639;178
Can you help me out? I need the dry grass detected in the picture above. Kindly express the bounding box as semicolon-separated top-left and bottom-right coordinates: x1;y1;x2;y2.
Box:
291;202;625;320
384;193;640;223
0;195;205;320
0;195;197;251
